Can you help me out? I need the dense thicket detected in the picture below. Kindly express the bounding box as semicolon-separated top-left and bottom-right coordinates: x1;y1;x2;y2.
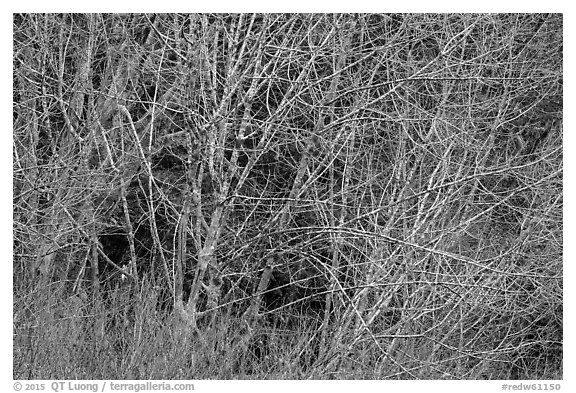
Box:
13;13;562;379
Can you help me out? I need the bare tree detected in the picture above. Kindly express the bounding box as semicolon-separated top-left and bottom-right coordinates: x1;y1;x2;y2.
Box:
14;13;562;380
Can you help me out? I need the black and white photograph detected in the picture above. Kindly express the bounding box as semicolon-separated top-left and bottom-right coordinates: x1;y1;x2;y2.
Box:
12;12;563;383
